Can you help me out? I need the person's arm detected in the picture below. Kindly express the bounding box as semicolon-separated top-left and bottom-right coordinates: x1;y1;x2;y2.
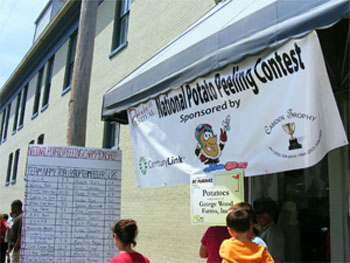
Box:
262;248;275;263
13;218;22;252
268;228;284;263
13;235;21;252
199;244;208;259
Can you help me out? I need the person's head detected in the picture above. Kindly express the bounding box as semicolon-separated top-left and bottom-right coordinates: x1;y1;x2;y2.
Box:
229;202;255;221
230;202;253;215
254;198;278;227
112;219;138;248
11;200;23;216
226;208;251;236
231;202;253;211
3;214;8;221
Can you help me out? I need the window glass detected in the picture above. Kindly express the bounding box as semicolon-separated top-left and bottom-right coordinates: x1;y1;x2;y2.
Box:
250;159;330;263
64;32;77;91
11;149;20;184
0;110;6;142
38;134;45;144
103;122;120;149
111;0;130;53
3;103;11;141
42;56;55;108
19;85;28;127
5;153;13;186
33;67;44;116
12;93;22;132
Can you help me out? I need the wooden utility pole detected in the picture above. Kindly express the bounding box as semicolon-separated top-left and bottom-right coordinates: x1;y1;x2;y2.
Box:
67;0;99;146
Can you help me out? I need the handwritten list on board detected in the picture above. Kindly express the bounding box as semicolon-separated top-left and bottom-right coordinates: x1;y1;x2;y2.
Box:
20;145;121;263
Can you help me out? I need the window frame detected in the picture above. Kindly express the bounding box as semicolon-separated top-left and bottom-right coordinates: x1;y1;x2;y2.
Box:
12;92;22;134
18;84;28;130
110;0;130;58
2;103;11;142
0;109;6;144
32;67;44;118
63;32;78;94
42;55;55;111
103;121;120;149
37;134;45;144
5;153;13;186
11;149;20;184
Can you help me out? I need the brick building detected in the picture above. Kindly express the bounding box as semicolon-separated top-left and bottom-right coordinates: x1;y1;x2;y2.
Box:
0;0;349;262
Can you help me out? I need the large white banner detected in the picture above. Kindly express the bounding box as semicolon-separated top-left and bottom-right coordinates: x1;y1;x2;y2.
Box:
128;31;348;188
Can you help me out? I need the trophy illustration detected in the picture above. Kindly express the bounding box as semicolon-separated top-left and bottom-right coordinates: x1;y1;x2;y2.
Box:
282;122;302;150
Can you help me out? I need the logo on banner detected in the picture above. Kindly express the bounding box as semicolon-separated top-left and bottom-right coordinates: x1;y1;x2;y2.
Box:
138;155;186;175
129;101;156;128
139;157;148;175
265;108;322;158
282;122;302;150
191;177;213;185
194;114;248;173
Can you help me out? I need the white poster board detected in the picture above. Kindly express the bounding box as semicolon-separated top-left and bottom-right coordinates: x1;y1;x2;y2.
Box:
20;145;121;263
128;31;348;188
191;171;244;225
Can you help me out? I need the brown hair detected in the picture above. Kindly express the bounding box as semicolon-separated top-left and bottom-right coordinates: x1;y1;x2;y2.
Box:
229;202;253;211
226;208;251;233
113;219;138;247
229;202;254;220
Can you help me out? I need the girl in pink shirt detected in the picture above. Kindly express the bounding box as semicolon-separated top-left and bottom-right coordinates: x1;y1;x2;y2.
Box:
109;219;150;263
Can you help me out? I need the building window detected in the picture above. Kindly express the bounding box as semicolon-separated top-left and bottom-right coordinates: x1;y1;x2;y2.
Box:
111;0;130;56
42;56;55;110
2;103;11;142
29;140;35;145
18;84;28;129
32;67;44;118
103;122;120;149
63;32;77;93
11;149;20;184
37;134;44;144
12;93;22;133
5;153;13;186
0;110;6;144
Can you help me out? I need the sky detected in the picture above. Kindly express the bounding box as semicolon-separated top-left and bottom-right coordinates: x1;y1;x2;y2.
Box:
0;0;49;89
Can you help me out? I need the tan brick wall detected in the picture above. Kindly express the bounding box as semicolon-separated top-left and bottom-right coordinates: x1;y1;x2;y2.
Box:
87;1;214;261
86;0;214;262
0;41;71;212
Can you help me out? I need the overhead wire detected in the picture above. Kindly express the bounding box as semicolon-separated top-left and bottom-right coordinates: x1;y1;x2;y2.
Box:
0;0;19;38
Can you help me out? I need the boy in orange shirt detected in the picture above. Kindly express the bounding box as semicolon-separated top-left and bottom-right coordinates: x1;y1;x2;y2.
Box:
219;208;274;263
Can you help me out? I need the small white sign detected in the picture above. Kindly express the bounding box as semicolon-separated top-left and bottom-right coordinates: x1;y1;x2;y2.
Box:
191;170;244;225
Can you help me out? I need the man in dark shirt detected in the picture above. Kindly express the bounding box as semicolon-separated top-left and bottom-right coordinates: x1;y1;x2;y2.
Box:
7;201;22;263
255;198;285;263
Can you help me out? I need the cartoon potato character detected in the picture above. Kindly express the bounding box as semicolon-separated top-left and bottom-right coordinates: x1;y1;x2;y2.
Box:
195;123;227;172
195;115;247;173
